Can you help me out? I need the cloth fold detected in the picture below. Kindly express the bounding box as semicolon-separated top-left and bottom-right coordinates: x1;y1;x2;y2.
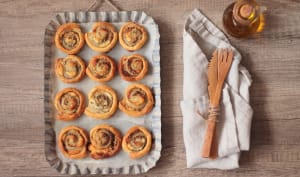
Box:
180;9;253;170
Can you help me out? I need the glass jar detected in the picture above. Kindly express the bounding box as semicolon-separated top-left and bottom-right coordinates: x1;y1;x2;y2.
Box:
223;0;266;38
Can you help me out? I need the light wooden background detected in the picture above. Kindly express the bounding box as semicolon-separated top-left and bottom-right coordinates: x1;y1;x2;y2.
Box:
0;0;300;176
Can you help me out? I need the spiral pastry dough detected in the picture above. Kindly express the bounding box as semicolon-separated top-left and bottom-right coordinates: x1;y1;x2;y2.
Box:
85;22;118;53
55;55;86;83
89;124;122;159
58;125;88;159
119;84;154;117
55;23;85;54
85;85;118;119
122;126;152;159
119;22;148;51
86;55;116;82
54;88;85;121
119;54;148;81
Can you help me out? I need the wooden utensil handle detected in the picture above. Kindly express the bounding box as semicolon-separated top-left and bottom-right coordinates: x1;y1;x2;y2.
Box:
201;114;217;158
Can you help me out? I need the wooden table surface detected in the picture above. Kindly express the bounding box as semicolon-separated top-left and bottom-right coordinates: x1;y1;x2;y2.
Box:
1;0;300;176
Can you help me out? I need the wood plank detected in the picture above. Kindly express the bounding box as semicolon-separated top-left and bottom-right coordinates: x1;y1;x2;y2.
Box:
0;0;300;176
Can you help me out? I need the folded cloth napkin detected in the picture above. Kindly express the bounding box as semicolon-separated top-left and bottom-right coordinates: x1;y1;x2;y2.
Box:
180;9;253;170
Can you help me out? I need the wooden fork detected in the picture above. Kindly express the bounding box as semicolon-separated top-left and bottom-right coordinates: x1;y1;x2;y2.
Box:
201;48;234;158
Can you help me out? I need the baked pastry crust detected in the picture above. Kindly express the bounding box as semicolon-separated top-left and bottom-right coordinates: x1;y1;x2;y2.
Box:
89;124;122;159
55;55;86;83
122;126;152;159
86;55;116;82
119;54;148;81
119;22;148;51
119;84;154;117
58;125;88;159
85;22;118;53
85;85;118;119
55;23;85;54
54;88;85;121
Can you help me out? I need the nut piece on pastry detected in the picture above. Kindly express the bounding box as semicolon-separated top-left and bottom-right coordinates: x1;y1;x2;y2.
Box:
55;23;85;54
58;125;88;159
85;85;118;119
89;124;122;159
119;22;148;51
86;55;116;82
122;126;152;159
119;54;148;82
119;84;154;117
54;88;85;121
85;22;118;53
55;55;86;83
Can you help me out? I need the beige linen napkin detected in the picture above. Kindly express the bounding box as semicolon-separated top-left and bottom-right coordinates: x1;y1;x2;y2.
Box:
180;9;253;170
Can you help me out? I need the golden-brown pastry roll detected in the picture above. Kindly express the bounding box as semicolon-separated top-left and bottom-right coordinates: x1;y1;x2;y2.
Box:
54;88;85;121
119;22;148;51
122;126;152;159
55;23;85;54
55;55;86;83
89;124;122;159
58;125;88;159
119;54;148;82
86;55;116;82
85;85;118;119
85;22;118;53
119;84;154;117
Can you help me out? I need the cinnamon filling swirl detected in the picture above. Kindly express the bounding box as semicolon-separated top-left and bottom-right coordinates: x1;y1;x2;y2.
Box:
55;55;85;83
89;124;122;159
58;126;88;159
119;22;148;51
85;85;118;119
119;84;154;117
122;126;152;159
119;54;148;81
54;88;85;121
86;55;116;82
126;130;147;151
55;23;84;54
61;30;81;50
90;91;113;113
85;22;118;53
123;27;143;47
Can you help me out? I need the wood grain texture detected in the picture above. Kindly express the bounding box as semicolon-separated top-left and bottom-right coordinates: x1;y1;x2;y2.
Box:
0;0;299;176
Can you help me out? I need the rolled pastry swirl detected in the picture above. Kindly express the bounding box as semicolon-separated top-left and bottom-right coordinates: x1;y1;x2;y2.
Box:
89;124;122;159
55;23;85;54
54;88;85;121
86;55;116;82
122;126;152;159
58;125;88;159
55;55;86;83
119;54;148;81
119;22;148;51
119;84;154;117
85;22;118;53
85;85;118;119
